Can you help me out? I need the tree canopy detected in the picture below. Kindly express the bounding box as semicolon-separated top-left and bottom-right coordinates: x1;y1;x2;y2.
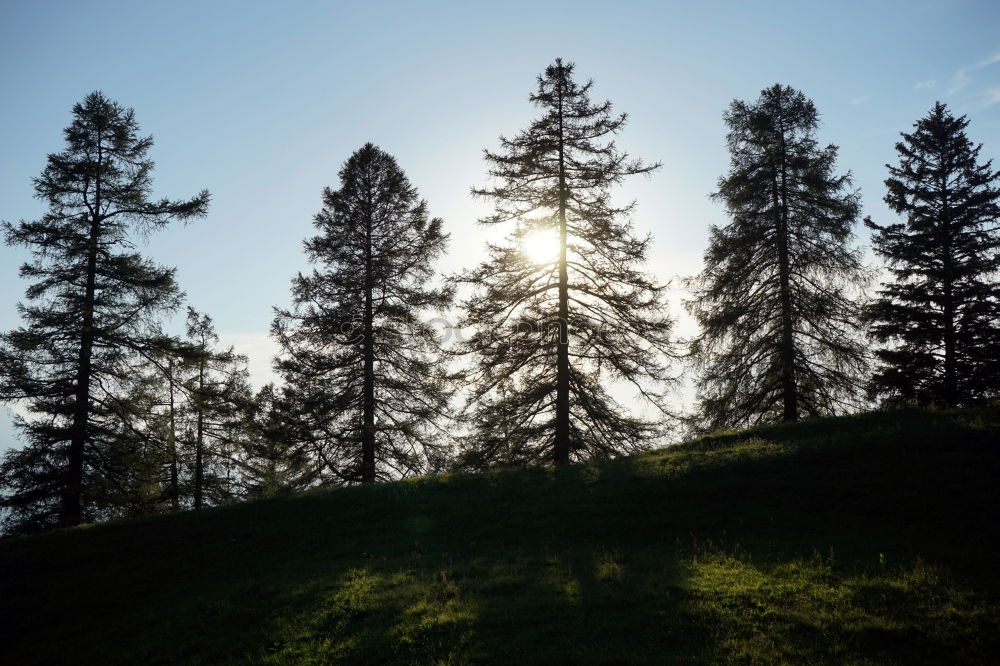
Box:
457;59;675;468
686;84;870;431
272;143;452;483
866;102;1000;406
0;91;208;532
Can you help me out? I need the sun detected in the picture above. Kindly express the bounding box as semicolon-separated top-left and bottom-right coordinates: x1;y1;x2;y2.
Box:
523;229;559;264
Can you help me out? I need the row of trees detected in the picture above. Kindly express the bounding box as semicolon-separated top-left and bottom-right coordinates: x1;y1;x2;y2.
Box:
1;62;998;535
688;89;1000;428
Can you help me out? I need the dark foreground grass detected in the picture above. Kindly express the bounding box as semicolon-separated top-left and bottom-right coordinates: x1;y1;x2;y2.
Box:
1;407;998;664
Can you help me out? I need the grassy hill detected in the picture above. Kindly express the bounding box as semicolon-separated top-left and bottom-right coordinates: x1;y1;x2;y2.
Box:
1;407;998;665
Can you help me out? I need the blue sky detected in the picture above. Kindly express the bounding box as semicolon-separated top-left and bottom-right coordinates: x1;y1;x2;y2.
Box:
1;0;999;455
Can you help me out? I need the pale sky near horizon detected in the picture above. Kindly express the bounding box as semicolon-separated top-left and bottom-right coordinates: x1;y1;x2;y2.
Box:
1;0;999;455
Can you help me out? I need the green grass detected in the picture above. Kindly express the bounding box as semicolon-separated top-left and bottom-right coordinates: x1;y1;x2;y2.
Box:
1;407;998;664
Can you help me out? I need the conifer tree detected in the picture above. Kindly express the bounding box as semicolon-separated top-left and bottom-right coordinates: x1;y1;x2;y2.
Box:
457;59;673;467
0;91;208;531
0;364;174;533
180;308;250;508
93;371;175;519
686;84;869;431
158;354;185;511
235;383;314;499
272;143;452;483
866;102;1000;405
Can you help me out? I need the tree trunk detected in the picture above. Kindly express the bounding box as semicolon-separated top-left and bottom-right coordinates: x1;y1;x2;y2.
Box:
194;359;205;509
361;185;377;482
62;135;104;528
63;214;99;527
168;361;179;511
775;108;798;423
940;178;957;407
554;65;571;466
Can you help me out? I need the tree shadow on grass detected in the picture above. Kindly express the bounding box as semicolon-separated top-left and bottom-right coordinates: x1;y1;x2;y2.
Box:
249;539;997;664
2;407;998;664
253;545;712;665
248;427;1000;664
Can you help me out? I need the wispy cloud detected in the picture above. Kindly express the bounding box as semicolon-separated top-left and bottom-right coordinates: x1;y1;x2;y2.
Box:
913;79;936;90
218;332;280;390
977;86;1000;109
850;95;870;105
949;51;1000;95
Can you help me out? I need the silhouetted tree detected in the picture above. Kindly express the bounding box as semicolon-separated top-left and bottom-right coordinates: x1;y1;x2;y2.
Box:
0;354;180;534
866;102;1000;405
457;59;673;467
686;84;869;431
92;370;175;519
119;348;196;513
0;91;208;531
158;354;184;511
180;308;250;508
235;383;314;499
273;143;452;483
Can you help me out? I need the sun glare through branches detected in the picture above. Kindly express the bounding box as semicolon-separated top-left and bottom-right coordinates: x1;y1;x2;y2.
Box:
522;228;559;264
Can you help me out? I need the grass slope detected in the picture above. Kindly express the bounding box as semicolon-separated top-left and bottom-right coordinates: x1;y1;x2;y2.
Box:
1;407;998;665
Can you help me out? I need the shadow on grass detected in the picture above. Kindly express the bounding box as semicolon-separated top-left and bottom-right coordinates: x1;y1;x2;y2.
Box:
245;541;996;664
1;407;998;664
251;545;709;665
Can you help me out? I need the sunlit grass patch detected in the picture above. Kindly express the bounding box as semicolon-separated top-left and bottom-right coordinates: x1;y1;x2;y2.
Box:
683;545;998;664
260;565;477;664
593;549;626;582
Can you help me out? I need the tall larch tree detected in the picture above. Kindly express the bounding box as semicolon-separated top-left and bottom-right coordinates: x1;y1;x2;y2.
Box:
686;84;870;432
456;58;674;468
866;102;1000;405
272;143;452;484
0;91;208;532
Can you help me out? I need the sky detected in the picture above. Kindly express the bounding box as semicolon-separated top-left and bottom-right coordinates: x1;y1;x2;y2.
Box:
1;0;999;455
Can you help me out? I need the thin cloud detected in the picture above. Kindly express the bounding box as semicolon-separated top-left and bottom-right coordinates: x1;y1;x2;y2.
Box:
913;79;936;90
949;51;1000;95
218;332;280;390
978;86;1000;109
851;95;870;105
